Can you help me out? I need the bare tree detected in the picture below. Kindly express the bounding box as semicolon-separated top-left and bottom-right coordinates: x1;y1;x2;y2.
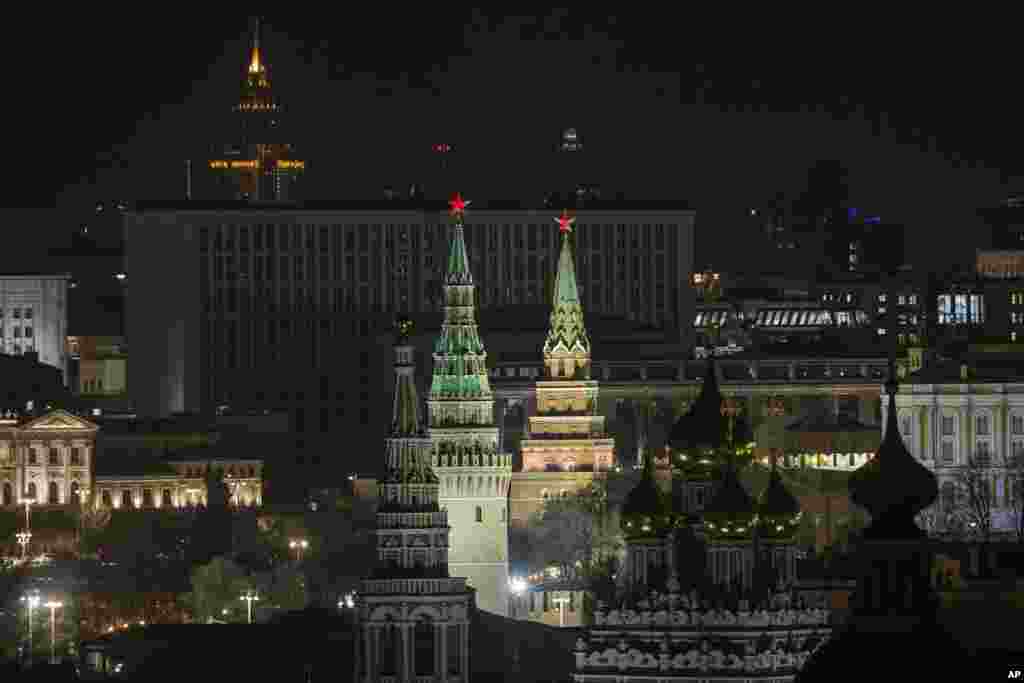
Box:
1002;450;1024;545
955;453;996;576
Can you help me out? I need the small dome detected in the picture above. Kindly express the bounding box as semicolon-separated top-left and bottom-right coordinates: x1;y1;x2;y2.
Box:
757;461;801;539
703;463;757;539
621;463;672;538
668;357;728;453
848;369;937;538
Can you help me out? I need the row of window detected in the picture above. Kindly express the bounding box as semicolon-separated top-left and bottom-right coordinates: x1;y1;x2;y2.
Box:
0;326;33;338
925;413;1024;437
1;481;79;505
201;222;676;254
0;307;33;320
24;447;85;466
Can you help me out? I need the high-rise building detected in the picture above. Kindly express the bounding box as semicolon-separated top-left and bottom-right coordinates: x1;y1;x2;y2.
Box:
124;201;696;424
355;317;472;681
0;274;71;384
425;194;512;617
206;19;305;201
514;210;615;524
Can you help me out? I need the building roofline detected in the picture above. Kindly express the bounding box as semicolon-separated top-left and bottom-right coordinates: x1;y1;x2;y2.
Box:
129;199;695;213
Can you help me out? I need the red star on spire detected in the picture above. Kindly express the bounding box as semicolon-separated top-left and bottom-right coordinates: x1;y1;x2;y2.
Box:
448;192;471;219
554;209;576;234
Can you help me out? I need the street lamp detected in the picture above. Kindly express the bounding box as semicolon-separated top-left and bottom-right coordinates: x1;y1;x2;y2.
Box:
16;531;31;560
20;592;40;662
289;538;308;563
24;499;33;532
240;590;260;624
44;601;62;663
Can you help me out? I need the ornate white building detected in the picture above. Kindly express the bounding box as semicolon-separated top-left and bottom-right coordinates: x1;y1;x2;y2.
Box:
427;194;512;617
0;409;96;506
355;317;473;682
888;362;1024;533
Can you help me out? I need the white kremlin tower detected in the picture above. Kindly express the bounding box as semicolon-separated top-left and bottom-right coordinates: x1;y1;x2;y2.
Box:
427;193;513;617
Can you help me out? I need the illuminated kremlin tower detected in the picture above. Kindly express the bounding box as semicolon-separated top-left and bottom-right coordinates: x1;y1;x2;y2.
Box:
514;211;615;520
427;194;513;617
355;316;472;682
208;18;304;200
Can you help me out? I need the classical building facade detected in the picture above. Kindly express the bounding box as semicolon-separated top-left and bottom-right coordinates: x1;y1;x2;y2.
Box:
0;408;262;513
355;319;472;682
0;409;96;506
889;362;1024;534
426;195;512;617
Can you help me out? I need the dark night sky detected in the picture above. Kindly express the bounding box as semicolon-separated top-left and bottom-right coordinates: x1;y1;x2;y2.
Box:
6;12;1021;273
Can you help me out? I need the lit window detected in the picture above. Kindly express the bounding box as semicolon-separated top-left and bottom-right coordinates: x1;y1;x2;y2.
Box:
475;506;483;523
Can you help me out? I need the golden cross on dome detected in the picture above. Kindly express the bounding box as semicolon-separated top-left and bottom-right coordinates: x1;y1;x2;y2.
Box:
448;192;471;219
555;209;576;234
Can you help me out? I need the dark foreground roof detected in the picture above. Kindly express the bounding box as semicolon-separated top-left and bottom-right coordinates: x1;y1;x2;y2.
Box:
131;199;694;213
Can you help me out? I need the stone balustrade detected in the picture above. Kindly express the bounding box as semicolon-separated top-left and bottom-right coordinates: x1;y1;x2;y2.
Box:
573;638;815;674
593;605;829;629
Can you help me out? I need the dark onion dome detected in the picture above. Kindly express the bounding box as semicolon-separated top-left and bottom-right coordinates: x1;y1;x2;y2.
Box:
668;356;728;453
702;461;757;540
621;456;673;539
847;364;938;539
756;458;802;540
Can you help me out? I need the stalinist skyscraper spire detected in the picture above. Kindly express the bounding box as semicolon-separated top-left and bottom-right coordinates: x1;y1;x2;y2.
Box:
206;17;305;200
355;316;472;682
427;193;512;617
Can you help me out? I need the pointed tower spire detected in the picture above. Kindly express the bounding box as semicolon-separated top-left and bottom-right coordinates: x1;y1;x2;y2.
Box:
246;16;269;88
445;192;473;285
543;210;591;379
391;316;422;435
430;193;489;401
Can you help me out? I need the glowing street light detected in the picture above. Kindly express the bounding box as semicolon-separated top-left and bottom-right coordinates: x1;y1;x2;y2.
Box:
508;578;527;595
16;531;31;560
240;590;260;624
44;601;62;663
289;538;309;563
20;592;40;661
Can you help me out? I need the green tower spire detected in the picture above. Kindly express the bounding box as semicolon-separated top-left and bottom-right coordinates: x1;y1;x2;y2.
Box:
543;210;591;379
429;193;493;408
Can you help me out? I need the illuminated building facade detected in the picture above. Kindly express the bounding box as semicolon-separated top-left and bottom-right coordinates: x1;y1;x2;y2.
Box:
207;20;304;201
0;408;263;511
515;211;615;525
0;274;70;384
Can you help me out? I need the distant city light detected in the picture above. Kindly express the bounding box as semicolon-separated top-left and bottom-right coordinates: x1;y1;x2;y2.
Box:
115;273;126;281
750;209;757;216
848;207;858;219
866;216;881;224
433;143;452;153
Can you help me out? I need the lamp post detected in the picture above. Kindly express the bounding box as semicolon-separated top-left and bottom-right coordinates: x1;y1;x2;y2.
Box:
24;499;33;532
20;592;40;663
289;538;309;563
16;531;32;560
44;600;62;663
240;590;259;624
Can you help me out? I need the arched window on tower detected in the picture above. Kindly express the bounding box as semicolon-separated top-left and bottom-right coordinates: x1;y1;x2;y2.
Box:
475;506;483;523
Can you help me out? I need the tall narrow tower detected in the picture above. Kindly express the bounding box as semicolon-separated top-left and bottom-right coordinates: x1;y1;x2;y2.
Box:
355;317;473;682
514;211;616;520
208;17;305;200
427;193;512;617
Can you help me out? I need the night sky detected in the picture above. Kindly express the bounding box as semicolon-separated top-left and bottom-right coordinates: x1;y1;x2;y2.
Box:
6;12;1021;273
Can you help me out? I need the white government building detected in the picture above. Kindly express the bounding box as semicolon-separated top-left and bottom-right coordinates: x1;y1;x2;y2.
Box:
888;360;1024;533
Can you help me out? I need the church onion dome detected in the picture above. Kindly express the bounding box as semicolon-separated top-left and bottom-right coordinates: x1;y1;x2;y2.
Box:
848;366;938;540
668;357;728;455
621;460;673;540
702;463;757;540
757;460;802;540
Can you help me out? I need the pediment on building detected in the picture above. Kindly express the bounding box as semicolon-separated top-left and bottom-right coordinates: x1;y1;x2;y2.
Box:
19;410;98;433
